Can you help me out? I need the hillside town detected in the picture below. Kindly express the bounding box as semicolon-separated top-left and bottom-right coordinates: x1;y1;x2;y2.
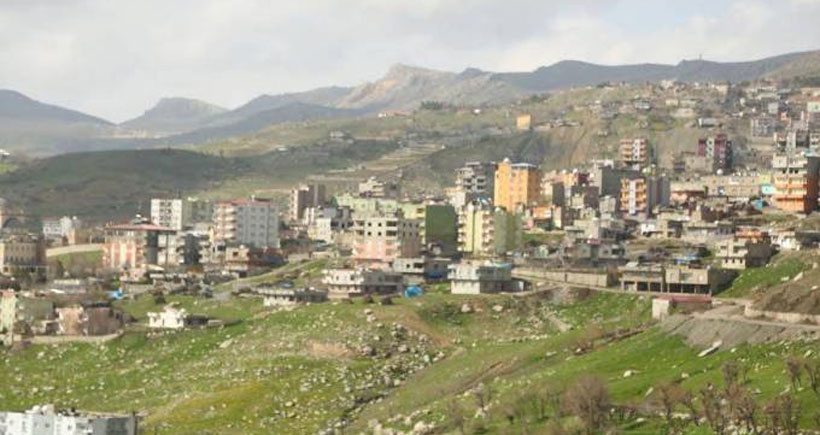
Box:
5;58;820;435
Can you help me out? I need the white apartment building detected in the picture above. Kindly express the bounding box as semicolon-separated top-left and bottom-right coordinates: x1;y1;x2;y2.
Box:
150;198;213;231
449;262;515;294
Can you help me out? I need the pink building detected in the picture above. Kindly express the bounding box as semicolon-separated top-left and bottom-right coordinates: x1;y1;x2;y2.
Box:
352;213;422;269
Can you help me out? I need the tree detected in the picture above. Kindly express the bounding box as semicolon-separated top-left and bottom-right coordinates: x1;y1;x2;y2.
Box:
699;384;728;435
785;356;804;390
653;382;685;432
447;399;466;434
765;394;801;435
805;359;820;398
562;376;610;434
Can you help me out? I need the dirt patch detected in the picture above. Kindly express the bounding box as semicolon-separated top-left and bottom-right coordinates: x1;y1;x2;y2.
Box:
306;340;352;358
660;314;820;349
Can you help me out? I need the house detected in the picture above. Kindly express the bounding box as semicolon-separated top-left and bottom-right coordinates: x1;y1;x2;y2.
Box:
260;288;328;306
322;268;403;299
449;261;518;294
147;305;209;329
0;405;138;435
619;264;736;294
392;257;451;279
716;232;774;270
102;221;176;280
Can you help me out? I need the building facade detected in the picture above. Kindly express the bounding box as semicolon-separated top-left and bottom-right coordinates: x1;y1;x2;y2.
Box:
213;198;280;248
493;159;542;212
772;153;820;214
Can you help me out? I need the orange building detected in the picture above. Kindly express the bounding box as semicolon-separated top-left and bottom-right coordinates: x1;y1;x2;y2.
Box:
772;153;820;214
619;138;649;169
493;159;542;212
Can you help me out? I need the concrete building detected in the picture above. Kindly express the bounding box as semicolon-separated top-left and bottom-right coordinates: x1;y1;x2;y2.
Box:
56;303;126;336
150;198;213;231
449;262;516;294
42;216;82;241
516;114;532;130
392;257;451;279
494;159;542;212
697;134;733;172
455;162;497;200
102;222;176;279
457;201;522;257
0;291;55;335
289;183;326;222
358;177;400;199
620;176;670;217
619;138;649;169
351;212;422;269
0;405;138;435
307;206;353;244
321;268;403;299
716;233;774;270
772;153;820;214
213;198;280;249
619;263;736;294
0;233;46;278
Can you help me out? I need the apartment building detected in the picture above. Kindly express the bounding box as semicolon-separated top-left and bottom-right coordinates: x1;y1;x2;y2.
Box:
41;216;82;241
716;237;773;270
351;212;422;268
213;198;280;248
0;405;138;435
457;201;522;257
321;268;404;299
619;138;649;169
150;197;213;231
455;161;497;199
620;176;670;217
493;158;542;211
697;134;733;172
0;232;46;277
772;153;820;214
289;183;326;222
102;222;176;279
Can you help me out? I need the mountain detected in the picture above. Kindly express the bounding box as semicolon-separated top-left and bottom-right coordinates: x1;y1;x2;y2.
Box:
0;90;118;155
120;97;227;136
492;51;815;92
208;86;352;128
156;102;359;146
335;63;524;111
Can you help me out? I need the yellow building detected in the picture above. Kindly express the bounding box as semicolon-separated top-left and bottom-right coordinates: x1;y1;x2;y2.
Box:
493;158;542;212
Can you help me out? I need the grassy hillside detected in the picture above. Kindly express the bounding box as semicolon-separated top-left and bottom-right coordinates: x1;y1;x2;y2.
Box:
0;140;399;222
2;288;820;434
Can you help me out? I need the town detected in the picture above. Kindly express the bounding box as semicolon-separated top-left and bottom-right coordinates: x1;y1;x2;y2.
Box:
3;74;820;433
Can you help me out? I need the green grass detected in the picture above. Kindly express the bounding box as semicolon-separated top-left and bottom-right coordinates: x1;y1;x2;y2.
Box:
719;255;810;299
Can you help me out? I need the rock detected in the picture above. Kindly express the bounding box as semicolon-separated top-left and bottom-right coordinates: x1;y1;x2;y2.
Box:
681;372;690;379
623;370;637;378
460;304;473;314
219;339;233;349
492;304;504;313
793;272;804;282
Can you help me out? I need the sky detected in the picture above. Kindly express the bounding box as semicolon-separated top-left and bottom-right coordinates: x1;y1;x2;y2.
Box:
0;0;818;122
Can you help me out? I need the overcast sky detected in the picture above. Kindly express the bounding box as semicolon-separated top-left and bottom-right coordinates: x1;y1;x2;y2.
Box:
1;0;818;122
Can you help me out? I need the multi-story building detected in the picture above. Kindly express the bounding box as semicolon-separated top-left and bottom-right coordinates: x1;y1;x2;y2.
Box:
351;212;422;268
322;268;404;299
102;221;176;279
457;201;522;257
41;216;82;241
449;262;516;294
619;138;649;169
0;232;46;278
289;183;326;222
697;134;733;172
772;153;820;214
493;158;542;212
0;405;138;435
307;206;353;244
620;176;670;217
455;162;497;200
716;237;773;270
213;198;280;248
150;198;213;231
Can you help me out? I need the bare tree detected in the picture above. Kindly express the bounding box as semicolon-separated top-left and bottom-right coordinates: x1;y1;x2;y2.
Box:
562;376;610;435
785;356;804;390
721;360;740;389
699;384;728;435
765;394;801;435
806;359;820;399
653;382;684;432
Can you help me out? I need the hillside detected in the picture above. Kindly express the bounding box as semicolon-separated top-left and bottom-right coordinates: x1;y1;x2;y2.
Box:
2;286;819;434
0;139;400;222
120;97;227;136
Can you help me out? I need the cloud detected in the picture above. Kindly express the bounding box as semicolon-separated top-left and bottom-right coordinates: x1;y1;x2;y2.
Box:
0;0;816;121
